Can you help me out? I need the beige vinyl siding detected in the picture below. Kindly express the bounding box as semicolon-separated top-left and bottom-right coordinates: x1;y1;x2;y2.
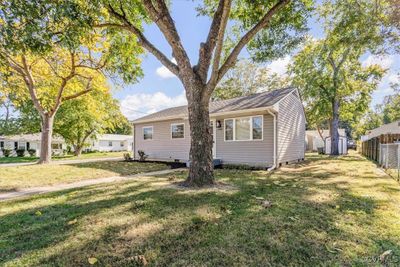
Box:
134;119;190;161
277;91;306;164
214;113;274;167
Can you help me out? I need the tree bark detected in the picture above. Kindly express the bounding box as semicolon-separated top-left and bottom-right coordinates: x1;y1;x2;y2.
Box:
73;145;83;156
330;99;340;156
184;84;214;186
39;114;54;164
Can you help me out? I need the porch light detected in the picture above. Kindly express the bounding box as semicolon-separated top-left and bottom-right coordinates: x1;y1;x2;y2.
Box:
216;120;222;128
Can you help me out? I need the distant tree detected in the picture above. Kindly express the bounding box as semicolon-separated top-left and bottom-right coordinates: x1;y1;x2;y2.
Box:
212;59;291;100
381;79;400;124
108;116;132;135
290;0;392;155
353;109;383;139
54;88;125;156
0;2;142;164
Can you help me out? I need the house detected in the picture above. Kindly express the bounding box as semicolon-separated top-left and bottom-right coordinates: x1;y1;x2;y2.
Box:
360;120;400;162
131;87;306;168
0;133;66;157
88;134;133;152
364;120;400;140
305;129;347;154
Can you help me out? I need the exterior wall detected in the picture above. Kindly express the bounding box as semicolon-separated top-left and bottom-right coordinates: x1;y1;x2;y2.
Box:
277;91;306;164
213;113;274;167
325;136;348;155
0;140;65;157
91;139;132;152
134;119;190;161
134;114;274;167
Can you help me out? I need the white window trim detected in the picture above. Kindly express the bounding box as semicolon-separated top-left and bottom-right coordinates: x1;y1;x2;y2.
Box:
171;123;185;139
142;126;154;141
224;115;263;142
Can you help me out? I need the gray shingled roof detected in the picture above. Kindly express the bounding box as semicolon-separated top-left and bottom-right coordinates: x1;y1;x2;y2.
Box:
132;87;295;123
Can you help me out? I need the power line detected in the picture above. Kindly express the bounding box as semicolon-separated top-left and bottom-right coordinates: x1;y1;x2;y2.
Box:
120;105;149;114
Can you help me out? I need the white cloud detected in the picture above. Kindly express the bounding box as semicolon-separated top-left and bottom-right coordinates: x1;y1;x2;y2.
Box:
362;54;394;69
267;56;291;76
156;58;177;79
120;91;187;120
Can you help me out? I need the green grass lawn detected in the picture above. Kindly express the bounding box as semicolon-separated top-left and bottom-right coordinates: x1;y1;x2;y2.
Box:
1;152;400;266
0;151;127;164
0;161;169;192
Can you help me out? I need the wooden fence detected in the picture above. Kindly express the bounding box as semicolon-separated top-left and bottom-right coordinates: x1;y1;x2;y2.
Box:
361;134;400;162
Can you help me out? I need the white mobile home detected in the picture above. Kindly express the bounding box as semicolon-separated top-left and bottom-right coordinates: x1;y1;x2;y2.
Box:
131;88;306;168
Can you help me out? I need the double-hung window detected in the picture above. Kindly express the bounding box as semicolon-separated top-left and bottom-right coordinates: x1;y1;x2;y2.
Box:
143;126;153;140
171;123;184;139
224;115;263;141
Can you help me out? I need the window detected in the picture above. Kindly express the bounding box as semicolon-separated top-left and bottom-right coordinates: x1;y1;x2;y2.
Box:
0;141;4;149
235;117;251;140
27;142;30;150
51;143;61;150
120;141;124;147
171;123;184;139
143;126;153;140
14;142;18;150
224;115;263;141
252;116;263;140
108;141;113;147
225;119;234;141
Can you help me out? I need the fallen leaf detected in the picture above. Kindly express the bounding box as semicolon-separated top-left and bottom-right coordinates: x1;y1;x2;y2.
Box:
67;219;77;225
254;196;264;200
88;257;98;265
35;211;42;216
134;255;148;265
380;250;392;262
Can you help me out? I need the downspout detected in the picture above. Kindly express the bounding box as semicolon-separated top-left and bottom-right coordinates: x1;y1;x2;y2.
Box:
132;124;136;160
267;109;277;170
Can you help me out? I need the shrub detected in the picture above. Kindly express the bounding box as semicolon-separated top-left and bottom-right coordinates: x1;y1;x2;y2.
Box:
28;149;36;157
2;149;11;157
123;152;133;161
138;150;148;162
16;149;25;157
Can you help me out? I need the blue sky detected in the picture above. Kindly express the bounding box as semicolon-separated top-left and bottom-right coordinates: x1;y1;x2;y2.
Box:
114;1;400;120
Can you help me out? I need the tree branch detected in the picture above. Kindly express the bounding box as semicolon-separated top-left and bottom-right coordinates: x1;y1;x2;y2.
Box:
141;0;192;75
20;55;46;115
206;0;232;93
62;78;93;101
106;4;179;76
195;0;228;81
212;0;290;86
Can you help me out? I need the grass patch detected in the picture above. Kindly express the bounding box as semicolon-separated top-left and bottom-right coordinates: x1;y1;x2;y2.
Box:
1;152;400;266
0;151;127;164
0;161;169;192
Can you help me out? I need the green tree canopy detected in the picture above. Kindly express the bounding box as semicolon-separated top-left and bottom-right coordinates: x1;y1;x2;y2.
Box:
212;59;291;100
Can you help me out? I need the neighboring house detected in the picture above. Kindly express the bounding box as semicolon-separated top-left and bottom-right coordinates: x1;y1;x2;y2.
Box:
131;87;306;168
88;134;133;152
0;133;66;157
305;129;346;152
364;120;400;140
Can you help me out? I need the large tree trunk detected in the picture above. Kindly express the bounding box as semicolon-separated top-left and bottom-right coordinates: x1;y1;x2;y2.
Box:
184;84;214;186
73;145;83;157
330;99;340;156
39;114;54;164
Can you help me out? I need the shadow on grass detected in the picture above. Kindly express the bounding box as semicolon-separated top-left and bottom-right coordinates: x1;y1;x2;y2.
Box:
64;161;171;177
1;154;399;266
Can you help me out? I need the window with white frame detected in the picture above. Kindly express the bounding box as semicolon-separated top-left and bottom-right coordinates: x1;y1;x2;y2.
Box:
143;126;153;140
108;141;113;147
224;115;263;141
171;123;184;139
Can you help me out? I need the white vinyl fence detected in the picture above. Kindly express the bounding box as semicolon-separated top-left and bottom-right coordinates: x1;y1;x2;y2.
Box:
379;143;400;180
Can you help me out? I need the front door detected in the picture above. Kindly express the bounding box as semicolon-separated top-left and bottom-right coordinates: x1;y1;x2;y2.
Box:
210;120;216;158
